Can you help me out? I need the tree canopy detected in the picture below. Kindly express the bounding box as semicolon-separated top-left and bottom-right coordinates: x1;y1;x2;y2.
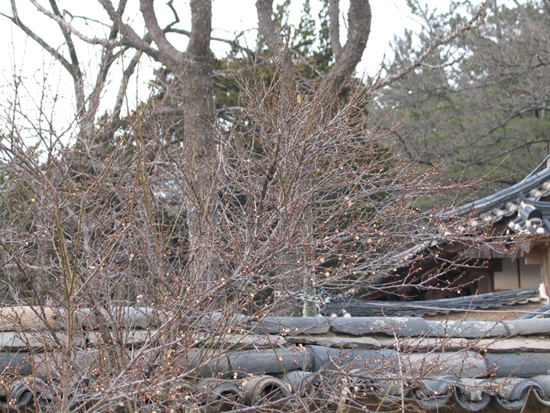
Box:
375;0;550;194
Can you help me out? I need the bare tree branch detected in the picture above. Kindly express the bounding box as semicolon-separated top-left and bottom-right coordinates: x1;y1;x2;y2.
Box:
165;0;180;31
320;0;372;100
256;0;292;74
167;27;251;55
2;5;72;76
47;0;82;75
472;138;550;165
28;0;115;47
374;0;489;89
97;0;163;63
139;0;183;70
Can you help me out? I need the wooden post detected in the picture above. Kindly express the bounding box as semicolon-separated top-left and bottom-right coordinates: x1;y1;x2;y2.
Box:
543;248;550;303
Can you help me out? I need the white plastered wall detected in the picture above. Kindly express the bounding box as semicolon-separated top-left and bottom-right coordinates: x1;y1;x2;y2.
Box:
494;258;542;291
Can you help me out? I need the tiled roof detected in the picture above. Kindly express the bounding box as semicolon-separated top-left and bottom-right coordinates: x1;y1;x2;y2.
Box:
449;166;550;234
323;285;542;317
3;307;550;411
377;165;550;278
201;314;550;411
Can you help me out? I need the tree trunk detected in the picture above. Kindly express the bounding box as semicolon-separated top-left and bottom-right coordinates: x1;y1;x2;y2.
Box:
139;0;219;285
180;53;219;286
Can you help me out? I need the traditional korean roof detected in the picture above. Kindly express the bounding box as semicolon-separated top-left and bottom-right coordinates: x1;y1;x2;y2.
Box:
197;313;550;411
3;307;550;412
334;163;550;317
449;163;550;234
322;285;543;317
393;163;550;267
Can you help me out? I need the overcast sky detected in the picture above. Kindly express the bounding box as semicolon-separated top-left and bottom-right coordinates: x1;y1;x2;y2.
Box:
211;0;440;74
0;0;452;129
1;0;443;74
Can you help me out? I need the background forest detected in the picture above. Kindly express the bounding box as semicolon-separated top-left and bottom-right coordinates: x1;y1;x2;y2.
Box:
376;0;550;195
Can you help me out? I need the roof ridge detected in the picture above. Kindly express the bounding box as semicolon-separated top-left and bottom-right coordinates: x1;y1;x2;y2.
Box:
449;166;550;217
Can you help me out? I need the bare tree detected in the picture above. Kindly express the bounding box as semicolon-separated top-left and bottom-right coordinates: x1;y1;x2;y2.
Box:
0;0;491;411
374;0;550;193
